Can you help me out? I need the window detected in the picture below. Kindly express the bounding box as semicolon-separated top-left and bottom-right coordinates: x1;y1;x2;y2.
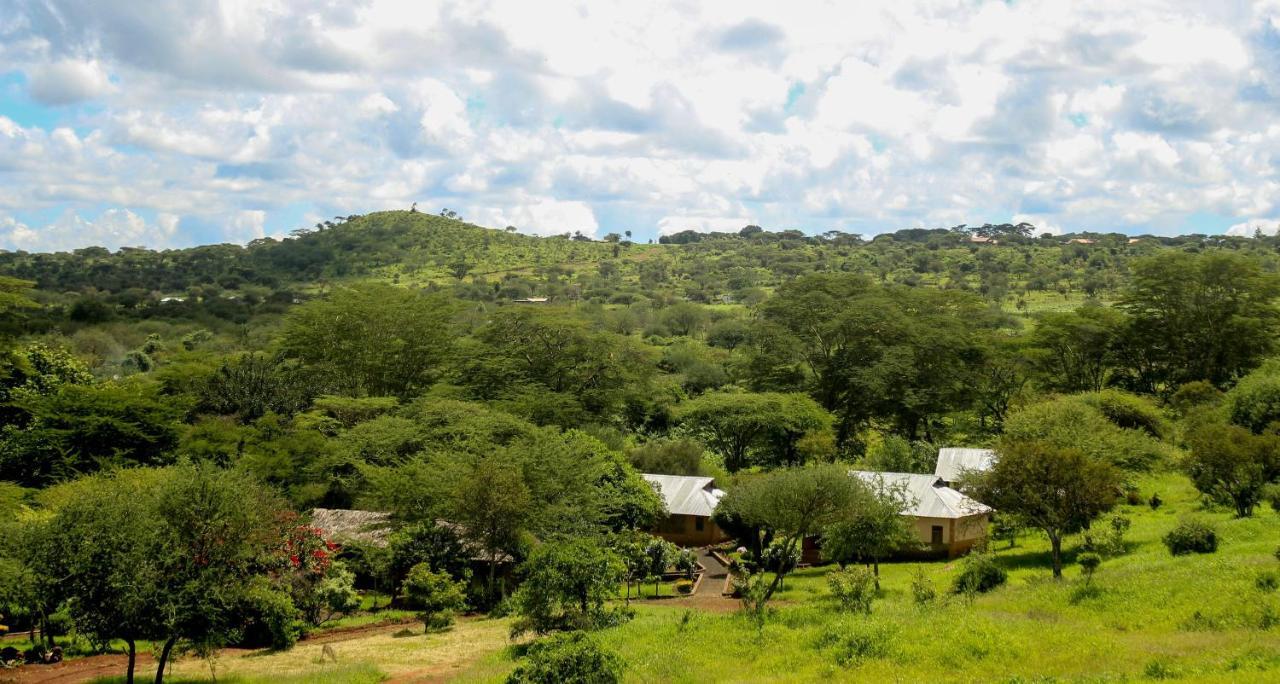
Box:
931;525;944;545
695;517;705;531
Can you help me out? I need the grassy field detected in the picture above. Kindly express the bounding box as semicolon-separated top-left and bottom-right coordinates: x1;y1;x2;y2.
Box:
81;471;1280;683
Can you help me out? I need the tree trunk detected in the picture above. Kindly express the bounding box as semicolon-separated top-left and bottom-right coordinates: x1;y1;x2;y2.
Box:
126;639;136;684
1050;534;1063;579
154;636;177;684
487;551;498;605
873;559;881;590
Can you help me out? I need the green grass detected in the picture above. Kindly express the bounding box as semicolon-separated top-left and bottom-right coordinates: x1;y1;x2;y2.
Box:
457;471;1280;682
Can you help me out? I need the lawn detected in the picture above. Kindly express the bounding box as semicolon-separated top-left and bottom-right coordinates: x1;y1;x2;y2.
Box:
80;471;1280;683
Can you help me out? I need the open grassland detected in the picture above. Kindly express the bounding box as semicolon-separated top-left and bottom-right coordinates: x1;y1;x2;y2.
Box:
77;471;1280;683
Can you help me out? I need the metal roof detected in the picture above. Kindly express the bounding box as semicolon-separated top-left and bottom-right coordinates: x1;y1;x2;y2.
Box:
642;473;724;518
934;448;996;483
851;471;991;519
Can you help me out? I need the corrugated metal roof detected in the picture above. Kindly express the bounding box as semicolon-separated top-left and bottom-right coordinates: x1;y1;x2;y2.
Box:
851;471;991;519
642;473;724;517
934;448;996;483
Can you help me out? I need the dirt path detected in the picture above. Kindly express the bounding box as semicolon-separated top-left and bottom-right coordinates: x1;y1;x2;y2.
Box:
1;617;420;684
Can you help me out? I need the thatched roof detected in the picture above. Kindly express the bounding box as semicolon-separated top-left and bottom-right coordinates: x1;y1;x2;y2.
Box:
310;508;393;547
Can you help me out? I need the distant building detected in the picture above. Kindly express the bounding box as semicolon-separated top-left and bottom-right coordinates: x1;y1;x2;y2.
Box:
934;447;996;485
851;471;991;558
643;473;729;547
1127;238;1143;244
1067;238;1095;245
968;234;994;244
513;296;550;303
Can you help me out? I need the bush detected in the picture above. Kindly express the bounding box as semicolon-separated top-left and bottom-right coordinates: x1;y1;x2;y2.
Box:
1225;362;1280;434
1163;519;1218;556
1082;515;1130;557
951;552;1007;595
910;567;936;605
1082;389;1171;439
403;563;467;632
506;631;623;684
827;567;876;614
241;580;304;650
674;579;694;595
1256;571;1279;593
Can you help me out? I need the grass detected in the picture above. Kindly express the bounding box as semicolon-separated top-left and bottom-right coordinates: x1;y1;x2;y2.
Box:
82;470;1280;682
455;471;1280;682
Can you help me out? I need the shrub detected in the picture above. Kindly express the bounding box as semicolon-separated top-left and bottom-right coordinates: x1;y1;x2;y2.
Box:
910;567;936;605
506;631;624;684
1083;515;1130;557
1225;361;1280;434
1256;571;1279;593
1149;493;1163;510
827;567;876;614
675;579;694;595
1163;519;1218;556
951;552;1007;595
403;563;467;632
241;580;304;650
1082;389;1171;440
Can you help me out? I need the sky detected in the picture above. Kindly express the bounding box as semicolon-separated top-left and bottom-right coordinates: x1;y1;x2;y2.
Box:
2;0;1280;252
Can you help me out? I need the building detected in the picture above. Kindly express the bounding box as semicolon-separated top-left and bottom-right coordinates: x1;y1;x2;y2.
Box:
513;296;550;303
643;473;729;547
851;471;992;558
934;447;996;486
1067;238;1095;245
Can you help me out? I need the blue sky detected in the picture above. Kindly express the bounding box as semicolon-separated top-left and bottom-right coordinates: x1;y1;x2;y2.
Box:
1;0;1279;252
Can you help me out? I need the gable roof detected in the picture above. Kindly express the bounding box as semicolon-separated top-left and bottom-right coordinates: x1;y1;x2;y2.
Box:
934;448;996;483
310;508;394;546
643;473;724;518
851;471;991;519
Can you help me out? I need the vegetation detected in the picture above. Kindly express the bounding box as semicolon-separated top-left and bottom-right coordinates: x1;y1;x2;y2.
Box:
2;210;1280;681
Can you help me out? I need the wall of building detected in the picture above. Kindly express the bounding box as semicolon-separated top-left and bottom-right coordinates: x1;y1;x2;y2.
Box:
910;513;989;557
653;513;727;547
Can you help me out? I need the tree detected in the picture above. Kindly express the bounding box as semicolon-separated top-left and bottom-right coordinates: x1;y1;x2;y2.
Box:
756;275;993;444
970;440;1122;578
1027;303;1127;393
403;563;467;632
1117;251;1280;391
146;465;287;683
1225;361;1280;434
280;283;458;398
198;353;320;421
448;458;532;605
0;380;184;486
21;470;166;684
1183;418;1280;517
676;392;833;472
820;475;916;587
715;466;861;613
511;537;626;636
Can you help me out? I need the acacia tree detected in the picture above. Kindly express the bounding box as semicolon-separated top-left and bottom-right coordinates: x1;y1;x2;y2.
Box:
23;471;167;684
1184;418;1280;517
715;465;860;616
971;440;1121;578
281;283;458;398
676;392;832;472
1117;251;1280;391
821;477;916;588
147;465;286;683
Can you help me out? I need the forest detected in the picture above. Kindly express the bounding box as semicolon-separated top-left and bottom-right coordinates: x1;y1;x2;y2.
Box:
2;210;1280;683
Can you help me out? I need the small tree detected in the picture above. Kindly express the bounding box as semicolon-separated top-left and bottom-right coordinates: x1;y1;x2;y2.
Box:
1077;552;1102;586
1183;420;1280;518
821;476;915;587
511;538;626;636
403;563;467;632
971;440;1121;578
642;538;677;597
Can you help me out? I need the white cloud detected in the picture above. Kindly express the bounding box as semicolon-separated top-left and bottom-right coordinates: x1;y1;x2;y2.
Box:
0;1;1278;247
657;216;752;236
26;59;115;105
1226;218;1280;237
474;199;600;237
0;208;164;252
